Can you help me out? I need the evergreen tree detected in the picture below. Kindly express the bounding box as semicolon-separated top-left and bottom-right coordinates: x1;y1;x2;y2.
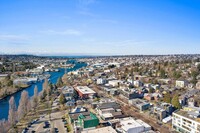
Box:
59;93;66;105
171;94;181;109
149;87;154;93
163;92;171;103
160;69;166;78
173;71;181;79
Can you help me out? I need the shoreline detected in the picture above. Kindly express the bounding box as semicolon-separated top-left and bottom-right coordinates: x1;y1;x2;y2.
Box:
0;85;31;101
0;61;87;121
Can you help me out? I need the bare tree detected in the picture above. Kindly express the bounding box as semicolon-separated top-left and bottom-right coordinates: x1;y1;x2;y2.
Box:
34;85;38;98
43;78;49;91
27;100;32;113
0;120;10;133
8;96;17;127
42;79;51;120
32;86;38;111
17;91;29;120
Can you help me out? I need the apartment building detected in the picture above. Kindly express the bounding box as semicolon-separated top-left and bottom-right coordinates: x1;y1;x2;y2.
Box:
172;110;200;133
176;80;188;88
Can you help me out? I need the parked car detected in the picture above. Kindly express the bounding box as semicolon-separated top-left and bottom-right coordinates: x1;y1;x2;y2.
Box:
54;128;59;133
27;123;32;128
31;130;35;133
43;121;50;128
21;127;28;133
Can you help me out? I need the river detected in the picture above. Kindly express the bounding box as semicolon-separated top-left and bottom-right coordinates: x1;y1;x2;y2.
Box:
0;60;87;120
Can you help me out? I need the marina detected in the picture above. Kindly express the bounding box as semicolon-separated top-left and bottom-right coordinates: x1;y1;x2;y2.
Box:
0;60;87;120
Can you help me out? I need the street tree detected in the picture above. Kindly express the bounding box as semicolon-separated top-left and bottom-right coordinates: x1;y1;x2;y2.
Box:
171;94;181;109
163;92;171;103
17;91;29;120
32;86;38;111
8;96;17;127
59;92;66;105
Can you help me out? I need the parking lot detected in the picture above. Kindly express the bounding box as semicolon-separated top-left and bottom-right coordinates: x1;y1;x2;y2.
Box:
22;99;67;133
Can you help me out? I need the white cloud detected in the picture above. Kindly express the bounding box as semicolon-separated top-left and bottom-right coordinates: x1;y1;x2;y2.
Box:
40;29;82;36
0;34;29;41
99;40;154;47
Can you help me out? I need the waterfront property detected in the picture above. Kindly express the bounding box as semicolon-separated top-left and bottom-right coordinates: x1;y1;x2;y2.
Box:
0;61;87;120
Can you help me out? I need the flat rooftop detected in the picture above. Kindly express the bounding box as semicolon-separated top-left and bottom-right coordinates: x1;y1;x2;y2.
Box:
120;117;144;131
82;126;117;133
174;110;200;123
76;86;96;94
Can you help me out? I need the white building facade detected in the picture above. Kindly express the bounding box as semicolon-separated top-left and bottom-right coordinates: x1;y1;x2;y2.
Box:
172;112;200;133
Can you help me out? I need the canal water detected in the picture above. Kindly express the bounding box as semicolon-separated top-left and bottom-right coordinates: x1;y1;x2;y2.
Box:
0;60;87;120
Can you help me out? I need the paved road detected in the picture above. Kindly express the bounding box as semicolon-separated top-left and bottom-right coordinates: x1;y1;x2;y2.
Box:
51;111;66;133
28;99;67;133
92;86;172;133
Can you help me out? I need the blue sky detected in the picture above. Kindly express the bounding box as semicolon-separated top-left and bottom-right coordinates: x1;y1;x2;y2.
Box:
0;0;200;55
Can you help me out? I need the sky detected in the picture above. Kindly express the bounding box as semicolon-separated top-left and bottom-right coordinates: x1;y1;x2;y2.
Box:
0;0;200;55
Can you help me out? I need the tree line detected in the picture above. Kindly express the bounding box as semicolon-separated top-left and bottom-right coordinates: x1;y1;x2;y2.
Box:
0;78;55;133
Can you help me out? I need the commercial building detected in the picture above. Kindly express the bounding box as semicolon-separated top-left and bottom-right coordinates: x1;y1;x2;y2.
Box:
153;107;167;121
108;80;122;87
74;86;96;99
96;101;123;120
81;126;117;133
76;112;99;129
128;98;150;111
172;109;200;133
116;117;151;133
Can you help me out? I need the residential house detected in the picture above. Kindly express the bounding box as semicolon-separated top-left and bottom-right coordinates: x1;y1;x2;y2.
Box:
196;80;200;89
108;80;122;87
96;78;107;85
62;86;75;106
144;93;162;101
176;80;188;88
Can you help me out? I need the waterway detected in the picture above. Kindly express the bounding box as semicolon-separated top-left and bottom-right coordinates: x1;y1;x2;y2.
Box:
0;60;87;120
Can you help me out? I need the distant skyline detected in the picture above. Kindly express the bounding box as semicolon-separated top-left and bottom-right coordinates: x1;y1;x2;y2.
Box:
0;0;200;55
